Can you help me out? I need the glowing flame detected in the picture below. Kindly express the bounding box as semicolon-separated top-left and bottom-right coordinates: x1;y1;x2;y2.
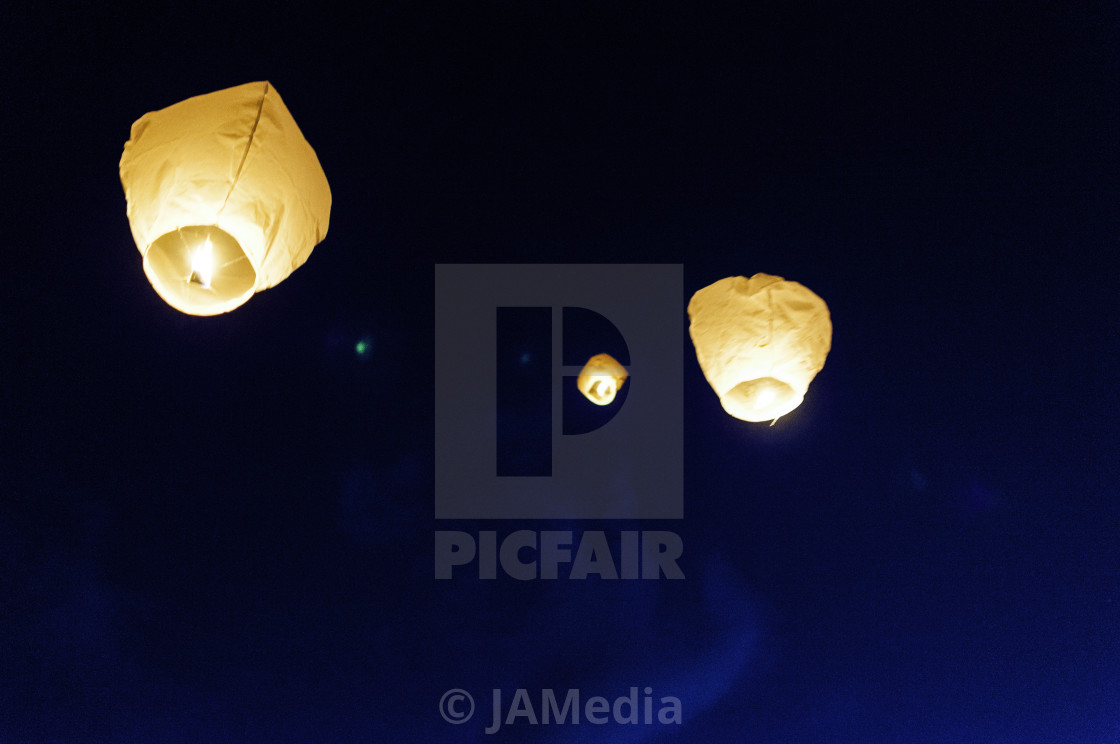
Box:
190;238;214;288
753;386;777;411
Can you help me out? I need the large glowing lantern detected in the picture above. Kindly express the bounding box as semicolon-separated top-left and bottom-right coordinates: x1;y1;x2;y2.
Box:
688;273;831;422
119;81;331;315
577;353;629;405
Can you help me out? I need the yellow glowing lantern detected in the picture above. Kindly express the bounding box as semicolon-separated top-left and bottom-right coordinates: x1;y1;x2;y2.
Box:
577;353;629;406
119;81;331;315
688;273;831;422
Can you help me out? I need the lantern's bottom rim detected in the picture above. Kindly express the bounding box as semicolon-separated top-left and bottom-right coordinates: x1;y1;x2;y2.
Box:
144;225;257;316
721;376;802;422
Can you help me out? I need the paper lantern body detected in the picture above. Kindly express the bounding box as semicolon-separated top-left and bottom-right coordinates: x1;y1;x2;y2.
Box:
688;274;831;422
577;353;629;405
119;81;331;315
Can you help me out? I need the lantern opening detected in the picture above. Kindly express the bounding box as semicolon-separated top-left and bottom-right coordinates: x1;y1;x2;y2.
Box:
144;226;256;315
586;376;619;405
720;376;798;422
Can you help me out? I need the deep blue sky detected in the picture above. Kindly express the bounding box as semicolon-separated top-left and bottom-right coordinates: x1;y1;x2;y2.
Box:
3;3;1119;742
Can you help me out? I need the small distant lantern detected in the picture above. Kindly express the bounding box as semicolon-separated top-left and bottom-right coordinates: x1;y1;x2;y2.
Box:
688;273;831;422
119;81;331;316
577;353;629;406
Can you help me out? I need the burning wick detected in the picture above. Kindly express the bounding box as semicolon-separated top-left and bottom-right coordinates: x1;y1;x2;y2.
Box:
754;386;777;410
189;237;214;289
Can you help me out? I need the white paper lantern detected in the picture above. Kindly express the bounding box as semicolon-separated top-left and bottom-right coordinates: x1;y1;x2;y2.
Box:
688;273;831;422
119;81;331;315
577;353;629;405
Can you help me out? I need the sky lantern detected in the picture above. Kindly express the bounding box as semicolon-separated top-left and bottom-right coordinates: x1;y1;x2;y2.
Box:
119;81;331;315
577;353;629;405
688;273;831;423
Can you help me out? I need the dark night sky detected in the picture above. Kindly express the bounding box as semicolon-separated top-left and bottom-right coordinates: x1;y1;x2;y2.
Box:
3;3;1119;742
